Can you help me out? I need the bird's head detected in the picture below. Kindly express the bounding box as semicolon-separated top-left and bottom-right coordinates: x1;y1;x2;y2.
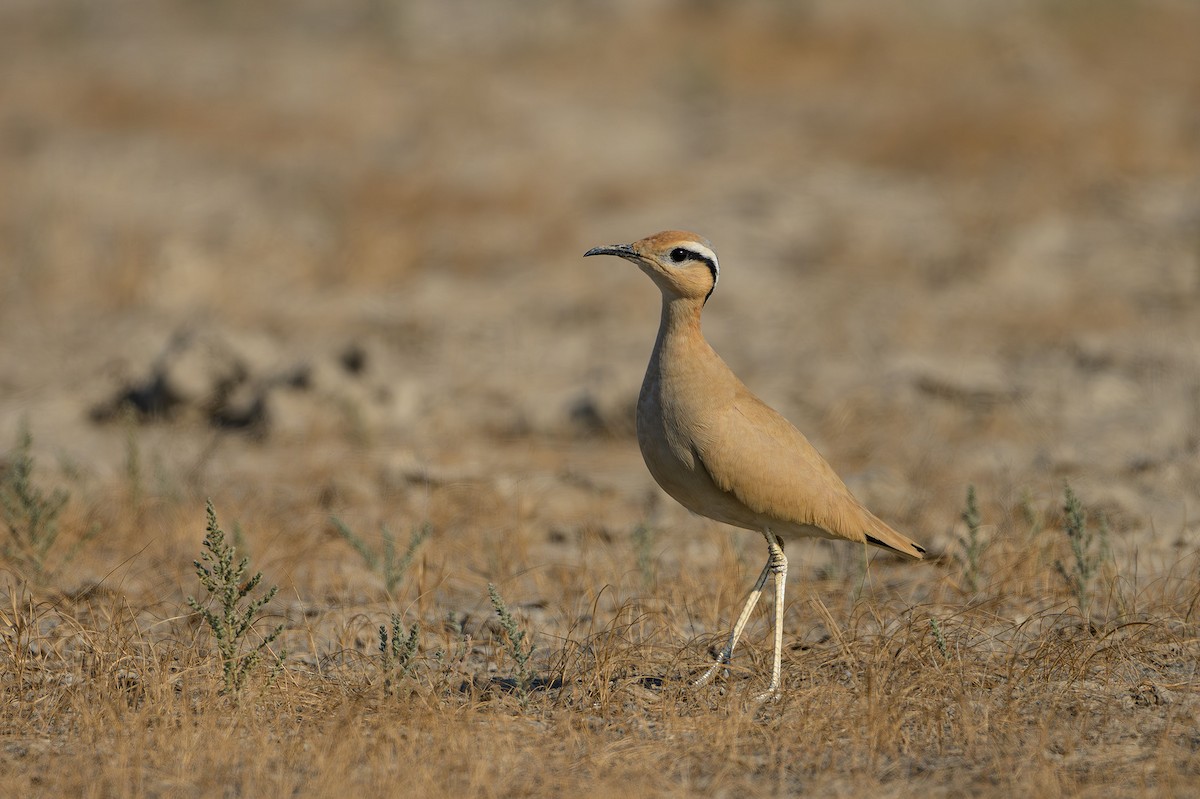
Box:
585;230;719;304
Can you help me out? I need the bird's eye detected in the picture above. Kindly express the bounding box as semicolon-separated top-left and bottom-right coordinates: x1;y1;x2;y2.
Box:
669;248;688;263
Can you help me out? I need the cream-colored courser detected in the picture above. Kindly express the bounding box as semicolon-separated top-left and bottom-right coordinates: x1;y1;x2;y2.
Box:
585;230;925;700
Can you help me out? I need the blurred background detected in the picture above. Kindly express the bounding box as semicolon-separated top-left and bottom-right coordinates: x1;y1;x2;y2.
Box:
1;0;1198;578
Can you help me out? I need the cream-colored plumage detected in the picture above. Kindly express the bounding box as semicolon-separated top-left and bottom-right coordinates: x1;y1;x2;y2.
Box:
585;230;924;699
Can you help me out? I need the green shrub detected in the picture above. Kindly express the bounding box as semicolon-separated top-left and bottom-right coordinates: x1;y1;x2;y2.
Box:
187;500;284;695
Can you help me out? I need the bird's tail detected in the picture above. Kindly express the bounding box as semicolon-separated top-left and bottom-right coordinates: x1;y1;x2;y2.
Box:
862;512;926;560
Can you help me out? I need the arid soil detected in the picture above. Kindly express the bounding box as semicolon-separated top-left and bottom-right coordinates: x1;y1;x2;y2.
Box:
2;2;1199;797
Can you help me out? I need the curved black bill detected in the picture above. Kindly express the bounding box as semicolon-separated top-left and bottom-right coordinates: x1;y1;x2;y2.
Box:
583;243;636;259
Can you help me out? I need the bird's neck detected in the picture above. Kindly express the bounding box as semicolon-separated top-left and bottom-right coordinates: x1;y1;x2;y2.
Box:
651;296;706;365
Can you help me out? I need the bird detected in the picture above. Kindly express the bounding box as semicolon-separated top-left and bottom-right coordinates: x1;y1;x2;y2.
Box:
584;230;925;700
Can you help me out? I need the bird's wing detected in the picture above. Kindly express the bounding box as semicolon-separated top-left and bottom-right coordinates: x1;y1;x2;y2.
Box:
693;392;864;538
693;389;925;559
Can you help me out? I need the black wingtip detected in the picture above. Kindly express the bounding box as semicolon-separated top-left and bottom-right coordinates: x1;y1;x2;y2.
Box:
865;533;926;559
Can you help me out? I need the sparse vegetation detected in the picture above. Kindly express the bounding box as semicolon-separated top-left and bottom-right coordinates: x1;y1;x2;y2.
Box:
487;582;536;695
0;424;84;582
332;516;430;596
1054;483;1109;618
929;616;948;659
632;522;657;587
0;472;1194;796
187;500;284;695
123;410;144;517
378;612;420;695
957;484;986;593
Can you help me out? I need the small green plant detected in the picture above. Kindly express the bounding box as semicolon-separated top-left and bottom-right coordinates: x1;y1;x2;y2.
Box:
487;582;535;694
1019;488;1040;535
187;500;284;695
1054;483;1109;617
332;516;429;595
122;410;144;518
632;522;657;587
957;485;986;593
430;611;471;691
929;616;948;660
378;613;420;695
0;423;83;582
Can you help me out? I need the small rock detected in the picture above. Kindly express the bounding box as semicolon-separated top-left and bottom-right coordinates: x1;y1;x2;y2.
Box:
894;355;1020;407
566;385;637;437
1129;681;1174;708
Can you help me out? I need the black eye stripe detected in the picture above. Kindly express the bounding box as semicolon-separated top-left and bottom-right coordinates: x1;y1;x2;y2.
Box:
664;245;720;303
670;247;713;267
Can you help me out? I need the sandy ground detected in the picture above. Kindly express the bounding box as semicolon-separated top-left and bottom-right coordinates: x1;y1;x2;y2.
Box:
4;0;1199;573
1;1;1199;796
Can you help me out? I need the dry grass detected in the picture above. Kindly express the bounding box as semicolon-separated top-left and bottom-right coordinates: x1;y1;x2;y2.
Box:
1;469;1197;798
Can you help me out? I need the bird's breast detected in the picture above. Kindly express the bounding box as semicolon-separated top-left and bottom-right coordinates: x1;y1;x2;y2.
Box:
636;358;745;525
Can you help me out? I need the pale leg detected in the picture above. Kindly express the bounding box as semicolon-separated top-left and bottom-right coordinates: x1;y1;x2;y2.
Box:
755;529;787;702
693;558;770;687
694;530;787;692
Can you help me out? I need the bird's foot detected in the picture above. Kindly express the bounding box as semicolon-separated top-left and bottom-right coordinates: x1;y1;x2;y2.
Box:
753;685;781;704
692;656;729;688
